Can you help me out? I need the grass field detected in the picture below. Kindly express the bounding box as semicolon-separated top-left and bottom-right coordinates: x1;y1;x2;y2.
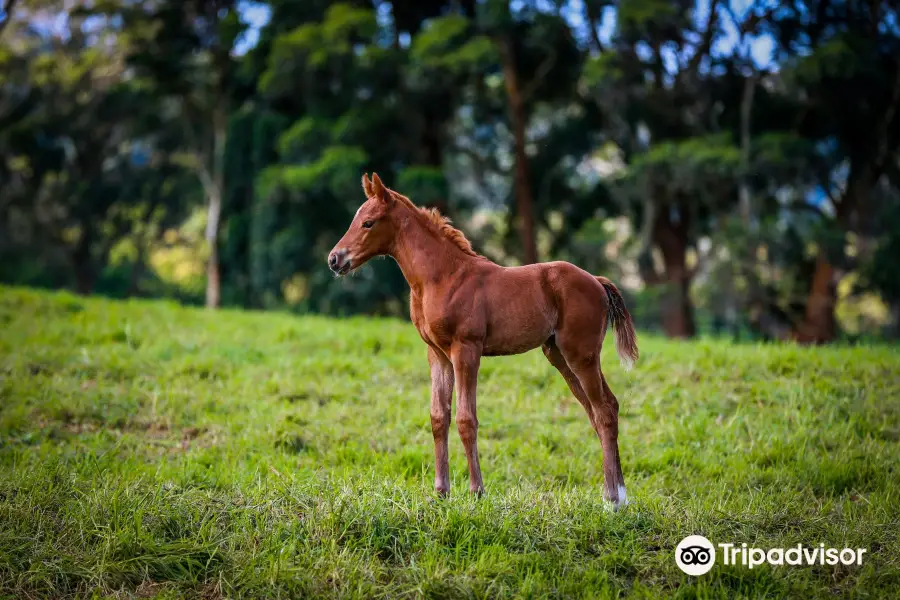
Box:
1;285;898;599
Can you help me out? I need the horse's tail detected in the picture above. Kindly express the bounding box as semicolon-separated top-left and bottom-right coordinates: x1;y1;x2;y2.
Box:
596;276;639;371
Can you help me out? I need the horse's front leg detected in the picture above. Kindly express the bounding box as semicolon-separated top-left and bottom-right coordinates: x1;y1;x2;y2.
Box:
428;347;454;497
450;341;484;495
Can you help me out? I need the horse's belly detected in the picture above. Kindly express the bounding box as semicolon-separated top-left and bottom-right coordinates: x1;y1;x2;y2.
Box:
482;303;555;356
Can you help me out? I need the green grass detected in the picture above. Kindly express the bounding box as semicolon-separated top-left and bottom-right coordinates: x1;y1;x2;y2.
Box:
0;285;898;599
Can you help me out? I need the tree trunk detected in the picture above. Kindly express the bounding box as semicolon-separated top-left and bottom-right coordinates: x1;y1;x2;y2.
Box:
794;173;872;343
205;185;222;308
738;75;756;225
73;226;95;295
662;278;695;339
498;36;538;265
582;0;605;54
794;252;837;344
206;229;221;308
736;73;764;340
128;245;145;297
794;68;900;344
420;107;449;214
890;301;900;340
654;204;695;338
204;108;227;309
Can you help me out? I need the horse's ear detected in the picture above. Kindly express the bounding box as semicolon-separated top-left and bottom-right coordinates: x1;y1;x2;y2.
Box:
371;173;392;205
361;173;373;197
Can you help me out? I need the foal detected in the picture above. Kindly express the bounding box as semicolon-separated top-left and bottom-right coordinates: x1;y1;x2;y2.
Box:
328;174;639;508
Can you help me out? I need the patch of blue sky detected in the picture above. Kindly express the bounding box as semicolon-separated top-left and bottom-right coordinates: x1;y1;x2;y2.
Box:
22;1;775;67
563;0;777;74
235;1;272;55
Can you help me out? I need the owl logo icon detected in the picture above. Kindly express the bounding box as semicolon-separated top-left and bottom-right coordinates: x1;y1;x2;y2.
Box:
675;535;716;575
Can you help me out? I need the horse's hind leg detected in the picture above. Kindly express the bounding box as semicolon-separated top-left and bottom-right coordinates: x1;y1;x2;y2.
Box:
601;373;626;502
549;335;626;508
542;338;597;432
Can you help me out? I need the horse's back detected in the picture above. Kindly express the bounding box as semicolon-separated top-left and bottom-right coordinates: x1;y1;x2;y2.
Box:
474;260;606;356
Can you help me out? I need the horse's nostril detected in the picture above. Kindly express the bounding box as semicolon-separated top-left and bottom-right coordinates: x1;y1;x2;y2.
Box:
329;254;337;267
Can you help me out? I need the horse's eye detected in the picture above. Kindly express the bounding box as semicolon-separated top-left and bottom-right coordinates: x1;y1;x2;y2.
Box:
362;220;375;229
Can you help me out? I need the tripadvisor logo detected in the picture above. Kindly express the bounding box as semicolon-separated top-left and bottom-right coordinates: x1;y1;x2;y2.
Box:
675;535;867;576
676;535;716;575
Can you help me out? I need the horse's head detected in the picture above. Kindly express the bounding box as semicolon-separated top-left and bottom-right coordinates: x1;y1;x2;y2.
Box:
328;173;398;276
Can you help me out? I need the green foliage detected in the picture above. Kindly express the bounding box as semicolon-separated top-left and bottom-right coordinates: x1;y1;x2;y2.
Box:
620;135;741;202
1;287;899;598
411;15;495;74
3;0;900;339
396;166;448;207
751;133;816;172
634;135;742;173
220;107;290;307
260;3;378;97
862;202;900;304
277;117;333;160
789;35;860;84
258;146;368;200
581;52;626;85
617;0;678;31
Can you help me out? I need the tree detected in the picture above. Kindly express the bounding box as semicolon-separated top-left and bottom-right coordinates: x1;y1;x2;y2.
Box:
0;1;181;293
766;0;900;342
581;0;733;337
117;0;249;308
478;0;587;264
249;1;495;314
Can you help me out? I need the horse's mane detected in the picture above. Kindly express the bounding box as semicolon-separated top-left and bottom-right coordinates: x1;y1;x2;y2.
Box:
389;190;480;257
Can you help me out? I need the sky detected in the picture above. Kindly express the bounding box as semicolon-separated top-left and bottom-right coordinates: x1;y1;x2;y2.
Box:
235;0;776;68
22;0;777;70
236;1;272;55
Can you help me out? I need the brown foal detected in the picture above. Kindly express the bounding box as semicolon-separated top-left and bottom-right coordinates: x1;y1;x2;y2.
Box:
328;174;639;508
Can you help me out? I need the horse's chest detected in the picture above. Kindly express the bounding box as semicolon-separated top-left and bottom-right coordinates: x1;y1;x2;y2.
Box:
410;294;455;351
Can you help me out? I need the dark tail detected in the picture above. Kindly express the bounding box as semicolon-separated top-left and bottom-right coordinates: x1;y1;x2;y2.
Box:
596;277;639;370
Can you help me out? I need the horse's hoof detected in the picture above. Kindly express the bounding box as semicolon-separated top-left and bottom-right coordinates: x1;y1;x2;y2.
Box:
428;488;449;503
603;490;629;512
602;500;622;512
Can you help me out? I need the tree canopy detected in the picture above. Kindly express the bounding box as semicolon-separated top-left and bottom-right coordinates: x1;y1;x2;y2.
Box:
2;0;899;342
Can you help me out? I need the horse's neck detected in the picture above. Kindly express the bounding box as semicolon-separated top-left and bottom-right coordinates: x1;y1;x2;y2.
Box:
390;212;470;294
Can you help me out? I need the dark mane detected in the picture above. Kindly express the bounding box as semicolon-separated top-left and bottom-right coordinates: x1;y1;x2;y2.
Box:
389;190;480;257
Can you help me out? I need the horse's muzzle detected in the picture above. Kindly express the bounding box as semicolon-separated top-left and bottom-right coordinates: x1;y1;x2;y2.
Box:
328;249;352;275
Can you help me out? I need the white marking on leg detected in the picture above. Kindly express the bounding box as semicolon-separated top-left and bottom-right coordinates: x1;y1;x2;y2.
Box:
618;484;628;506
